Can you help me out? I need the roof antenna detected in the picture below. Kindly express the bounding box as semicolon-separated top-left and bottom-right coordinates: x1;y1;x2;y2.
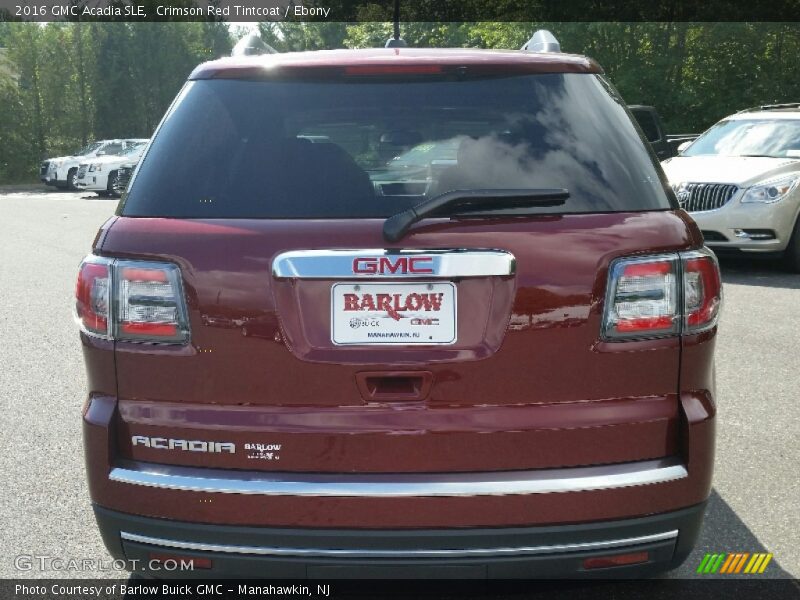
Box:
385;0;407;48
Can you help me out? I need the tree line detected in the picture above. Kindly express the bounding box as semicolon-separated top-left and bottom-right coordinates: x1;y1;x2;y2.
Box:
0;21;232;183
1;20;798;184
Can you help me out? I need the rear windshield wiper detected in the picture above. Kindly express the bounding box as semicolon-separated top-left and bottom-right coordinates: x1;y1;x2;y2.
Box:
383;188;569;242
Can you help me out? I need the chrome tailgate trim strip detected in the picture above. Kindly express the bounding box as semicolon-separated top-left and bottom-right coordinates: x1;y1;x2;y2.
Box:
271;249;516;279
110;458;687;498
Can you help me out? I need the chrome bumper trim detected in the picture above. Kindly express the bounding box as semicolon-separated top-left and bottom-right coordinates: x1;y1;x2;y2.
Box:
271;249;516;279
109;458;687;498
120;529;678;559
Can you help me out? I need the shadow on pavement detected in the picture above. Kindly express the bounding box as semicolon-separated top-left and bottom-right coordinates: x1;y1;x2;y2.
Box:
121;490;796;600
80;194;119;201
666;489;791;579
718;257;799;289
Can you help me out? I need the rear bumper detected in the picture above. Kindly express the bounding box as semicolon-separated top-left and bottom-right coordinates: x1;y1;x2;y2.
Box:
76;176;106;191
84;390;715;530
94;501;706;578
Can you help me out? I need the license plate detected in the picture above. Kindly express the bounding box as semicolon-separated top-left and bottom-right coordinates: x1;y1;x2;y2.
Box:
331;282;457;345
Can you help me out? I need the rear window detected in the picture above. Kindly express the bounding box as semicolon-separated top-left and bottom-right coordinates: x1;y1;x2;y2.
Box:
120;73;671;218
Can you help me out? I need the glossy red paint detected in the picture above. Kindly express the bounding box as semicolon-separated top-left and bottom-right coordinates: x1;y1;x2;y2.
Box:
80;209;715;486
79;46;718;576
190;48;603;81
83;391;713;528
79;212;717;542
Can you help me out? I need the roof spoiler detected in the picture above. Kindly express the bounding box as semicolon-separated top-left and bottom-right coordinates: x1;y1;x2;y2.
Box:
521;30;561;53
232;33;277;57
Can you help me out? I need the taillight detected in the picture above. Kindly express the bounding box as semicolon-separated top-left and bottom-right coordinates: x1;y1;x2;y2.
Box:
683;248;722;333
75;256;189;344
75;259;110;336
603;255;680;339
602;249;721;340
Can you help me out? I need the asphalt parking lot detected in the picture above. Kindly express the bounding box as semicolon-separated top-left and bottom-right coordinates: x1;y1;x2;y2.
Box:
0;187;797;586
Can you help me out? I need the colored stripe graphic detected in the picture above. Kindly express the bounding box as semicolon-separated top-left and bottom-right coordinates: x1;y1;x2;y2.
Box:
721;553;738;573
698;552;772;574
712;553;726;573
744;554;759;573
735;553;750;573
720;553;736;573
696;553;712;574
758;554;773;573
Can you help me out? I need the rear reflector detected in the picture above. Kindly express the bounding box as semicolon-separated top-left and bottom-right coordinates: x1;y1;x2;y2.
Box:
75;256;189;344
602;248;722;340
583;551;650;570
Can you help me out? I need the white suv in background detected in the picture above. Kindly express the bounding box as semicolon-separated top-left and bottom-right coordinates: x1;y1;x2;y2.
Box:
661;104;800;271
75;141;148;197
41;139;148;190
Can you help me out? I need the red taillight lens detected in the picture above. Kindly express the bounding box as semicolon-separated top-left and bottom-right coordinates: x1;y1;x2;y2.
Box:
75;260;110;336
75;256;189;344
602;249;722;340
683;250;722;333
603;255;680;339
116;261;188;343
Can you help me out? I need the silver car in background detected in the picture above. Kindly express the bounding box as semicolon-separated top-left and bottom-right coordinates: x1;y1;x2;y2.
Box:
661;104;800;271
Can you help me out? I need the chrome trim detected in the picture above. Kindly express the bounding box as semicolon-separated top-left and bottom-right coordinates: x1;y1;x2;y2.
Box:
676;182;739;213
109;458;687;498
120;530;678;559
271;249;516;279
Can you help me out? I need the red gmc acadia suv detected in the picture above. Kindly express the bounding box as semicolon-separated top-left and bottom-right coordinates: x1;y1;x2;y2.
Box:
77;33;720;579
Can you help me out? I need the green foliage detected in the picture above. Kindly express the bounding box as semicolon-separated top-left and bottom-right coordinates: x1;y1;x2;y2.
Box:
0;21;231;183
1;20;799;185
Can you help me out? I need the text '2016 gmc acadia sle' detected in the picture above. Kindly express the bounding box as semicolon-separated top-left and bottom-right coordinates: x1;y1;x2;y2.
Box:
77;32;720;579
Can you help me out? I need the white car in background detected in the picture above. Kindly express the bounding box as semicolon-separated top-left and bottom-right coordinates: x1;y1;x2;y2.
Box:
661;104;800;271
75;141;148;197
41;138;148;190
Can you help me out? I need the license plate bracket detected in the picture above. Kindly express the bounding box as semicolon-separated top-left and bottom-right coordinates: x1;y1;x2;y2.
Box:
331;282;457;345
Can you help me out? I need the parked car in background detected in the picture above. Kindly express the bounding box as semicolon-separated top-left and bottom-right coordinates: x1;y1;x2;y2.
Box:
112;160;138;197
41;139;148;190
75;141;148;197
628;105;698;160
662;103;800;271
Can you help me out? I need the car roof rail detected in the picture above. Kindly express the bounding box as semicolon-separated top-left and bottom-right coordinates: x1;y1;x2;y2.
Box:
521;30;561;53
737;102;800;113
232;33;277;57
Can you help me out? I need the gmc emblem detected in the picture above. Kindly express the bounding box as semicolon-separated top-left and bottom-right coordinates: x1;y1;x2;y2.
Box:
352;256;434;275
